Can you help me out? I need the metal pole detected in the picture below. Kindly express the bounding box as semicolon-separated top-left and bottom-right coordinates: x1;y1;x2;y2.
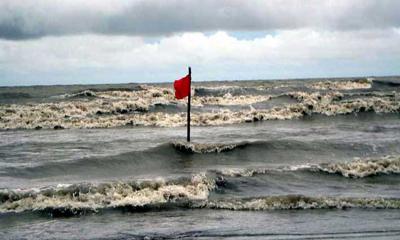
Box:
187;67;191;142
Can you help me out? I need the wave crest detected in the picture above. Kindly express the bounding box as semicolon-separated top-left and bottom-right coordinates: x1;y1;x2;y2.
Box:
307;79;372;90
172;141;248;154
0;174;215;214
1;84;399;129
317;157;400;178
202;195;400;210
214;156;400;178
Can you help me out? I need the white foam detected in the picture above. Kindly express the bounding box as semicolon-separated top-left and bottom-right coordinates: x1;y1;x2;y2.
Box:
0;174;215;213
0;86;399;129
172;141;247;153
307;80;372;90
203;195;400;210
318;156;400;178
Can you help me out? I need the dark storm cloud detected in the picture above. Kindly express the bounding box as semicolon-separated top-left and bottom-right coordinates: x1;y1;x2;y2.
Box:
1;0;400;40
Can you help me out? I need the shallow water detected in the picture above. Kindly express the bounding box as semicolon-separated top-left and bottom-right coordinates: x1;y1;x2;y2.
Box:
1;77;400;239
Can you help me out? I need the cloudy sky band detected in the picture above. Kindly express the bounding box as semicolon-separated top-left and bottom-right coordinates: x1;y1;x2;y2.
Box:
0;0;399;86
1;0;400;40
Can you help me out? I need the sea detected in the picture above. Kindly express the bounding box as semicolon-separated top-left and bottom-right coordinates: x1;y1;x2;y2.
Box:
0;76;400;239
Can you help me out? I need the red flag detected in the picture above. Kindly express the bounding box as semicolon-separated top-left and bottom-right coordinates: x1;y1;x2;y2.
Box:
174;74;191;99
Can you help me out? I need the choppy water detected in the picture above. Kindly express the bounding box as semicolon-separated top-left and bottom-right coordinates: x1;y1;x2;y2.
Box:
1;77;400;239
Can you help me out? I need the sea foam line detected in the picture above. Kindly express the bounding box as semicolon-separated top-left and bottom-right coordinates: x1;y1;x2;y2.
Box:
0;85;399;129
201;195;400;211
215;156;400;178
0;174;215;214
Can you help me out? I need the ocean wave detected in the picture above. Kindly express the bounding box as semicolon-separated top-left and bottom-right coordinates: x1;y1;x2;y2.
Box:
0;140;287;177
214;156;400;178
63;90;97;98
317;157;400;178
194;85;257;97
0;85;399;129
201;195;400;210
0;174;215;215
192;93;271;106
307;79;372;90
288;91;399;116
213;167;270;177
373;79;400;87
1;157;400;216
213;164;314;177
3;180;400;215
3;140;398;179
172;141;248;154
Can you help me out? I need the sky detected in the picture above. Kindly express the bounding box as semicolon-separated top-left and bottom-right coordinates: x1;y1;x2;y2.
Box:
0;0;400;86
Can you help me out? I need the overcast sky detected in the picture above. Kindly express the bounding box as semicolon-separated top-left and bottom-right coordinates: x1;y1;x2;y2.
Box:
1;0;400;86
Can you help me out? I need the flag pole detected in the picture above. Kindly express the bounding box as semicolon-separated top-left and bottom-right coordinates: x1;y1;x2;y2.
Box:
187;66;191;142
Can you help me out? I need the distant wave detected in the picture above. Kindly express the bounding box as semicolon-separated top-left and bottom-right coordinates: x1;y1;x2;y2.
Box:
1;83;399;130
194;86;261;97
52;86;146;99
306;79;372;90
59;90;97;99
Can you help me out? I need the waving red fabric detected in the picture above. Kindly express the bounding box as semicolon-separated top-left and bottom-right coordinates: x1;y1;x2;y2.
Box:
174;74;191;99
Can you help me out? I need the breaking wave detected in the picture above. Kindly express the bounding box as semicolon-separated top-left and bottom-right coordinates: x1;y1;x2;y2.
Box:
201;195;400;210
172;141;248;153
1;156;400;215
316;157;400;178
2;184;400;215
215;156;400;178
60;90;98;99
307;79;372;90
194;86;262;97
0;83;399;129
0;174;215;215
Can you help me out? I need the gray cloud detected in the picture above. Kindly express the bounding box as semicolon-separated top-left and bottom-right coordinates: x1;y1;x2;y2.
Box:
1;0;400;40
